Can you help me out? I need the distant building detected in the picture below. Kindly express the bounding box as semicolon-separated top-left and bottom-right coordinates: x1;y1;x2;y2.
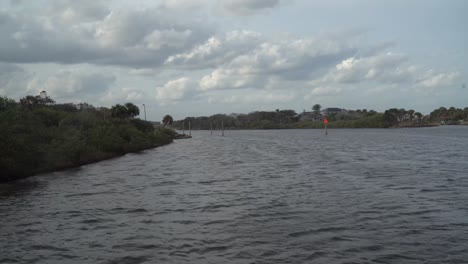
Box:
298;111;323;121
321;108;345;116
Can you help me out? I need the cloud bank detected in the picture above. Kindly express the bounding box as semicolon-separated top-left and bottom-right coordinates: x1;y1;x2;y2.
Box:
0;0;463;117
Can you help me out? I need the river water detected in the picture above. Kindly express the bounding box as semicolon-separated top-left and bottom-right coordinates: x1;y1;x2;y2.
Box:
1;127;468;264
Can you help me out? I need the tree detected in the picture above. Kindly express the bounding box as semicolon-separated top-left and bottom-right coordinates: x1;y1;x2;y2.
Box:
20;92;55;108
383;110;398;127
110;103;140;119
38;91;54;105
414;112;422;123
0;96;16;111
430;107;448;121
163;115;173;127
1;94;176;182
20;95;39;107
110;104;129;119
125;103;140;118
312;104;321;114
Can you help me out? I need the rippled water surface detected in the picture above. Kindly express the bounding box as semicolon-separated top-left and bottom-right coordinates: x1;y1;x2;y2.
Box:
1;127;468;264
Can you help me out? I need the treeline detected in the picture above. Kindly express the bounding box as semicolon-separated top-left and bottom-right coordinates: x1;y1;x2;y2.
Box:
0;94;176;182
429;107;468;124
173;106;468;130
174;110;299;130
173;109;387;129
296;113;387;129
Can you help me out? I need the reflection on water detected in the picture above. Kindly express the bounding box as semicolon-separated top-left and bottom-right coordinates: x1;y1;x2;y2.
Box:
1;127;468;264
0;180;44;198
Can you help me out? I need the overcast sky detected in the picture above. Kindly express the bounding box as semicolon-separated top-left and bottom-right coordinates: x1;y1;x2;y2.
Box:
0;0;466;120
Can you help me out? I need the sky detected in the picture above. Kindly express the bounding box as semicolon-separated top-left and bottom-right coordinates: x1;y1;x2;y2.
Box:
0;0;466;120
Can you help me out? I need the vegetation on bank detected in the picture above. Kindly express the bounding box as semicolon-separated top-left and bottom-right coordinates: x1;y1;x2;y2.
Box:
173;106;468;130
0;94;176;182
428;106;468;125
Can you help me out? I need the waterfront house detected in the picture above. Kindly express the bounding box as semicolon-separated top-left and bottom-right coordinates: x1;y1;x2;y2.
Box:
321;108;345;116
298;111;323;121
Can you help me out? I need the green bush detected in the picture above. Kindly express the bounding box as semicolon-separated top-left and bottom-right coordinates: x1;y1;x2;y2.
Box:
0;96;176;182
130;119;155;133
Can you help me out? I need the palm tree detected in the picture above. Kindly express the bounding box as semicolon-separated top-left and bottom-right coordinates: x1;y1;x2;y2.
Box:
162;115;173;127
124;102;140;118
312;104;321;114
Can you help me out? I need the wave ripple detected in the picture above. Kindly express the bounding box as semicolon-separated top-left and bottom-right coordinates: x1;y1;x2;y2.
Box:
2;128;468;263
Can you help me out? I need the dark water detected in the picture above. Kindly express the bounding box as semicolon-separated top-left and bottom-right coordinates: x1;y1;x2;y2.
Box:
1;127;468;264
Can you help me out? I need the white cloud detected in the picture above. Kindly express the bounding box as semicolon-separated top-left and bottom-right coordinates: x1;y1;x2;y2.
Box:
194;34;357;91
199;68;257;91
26;71;116;102
99;85;149;105
313;52;460;92
309;87;343;96
419;71;459;88
209;90;295;104
323;53;410;84
125;90;144;101
155;77;193;101
143;29;193;50
166;30;262;68
128;68;159;77
0;0;464;115
0;4;211;68
48;0;110;23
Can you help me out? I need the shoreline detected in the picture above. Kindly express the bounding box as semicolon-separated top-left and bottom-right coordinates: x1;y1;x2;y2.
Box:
176;124;444;131
0;141;174;184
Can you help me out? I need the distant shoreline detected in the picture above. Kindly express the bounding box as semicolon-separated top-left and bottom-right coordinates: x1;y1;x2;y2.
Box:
175;123;445;131
173;107;467;131
174;123;468;132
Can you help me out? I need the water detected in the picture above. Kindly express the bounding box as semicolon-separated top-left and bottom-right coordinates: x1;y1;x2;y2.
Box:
1;127;468;264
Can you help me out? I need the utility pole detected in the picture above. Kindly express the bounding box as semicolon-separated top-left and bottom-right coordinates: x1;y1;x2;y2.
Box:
142;104;147;121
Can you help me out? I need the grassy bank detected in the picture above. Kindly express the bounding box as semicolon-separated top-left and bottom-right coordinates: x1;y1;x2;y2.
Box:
0;96;176;182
